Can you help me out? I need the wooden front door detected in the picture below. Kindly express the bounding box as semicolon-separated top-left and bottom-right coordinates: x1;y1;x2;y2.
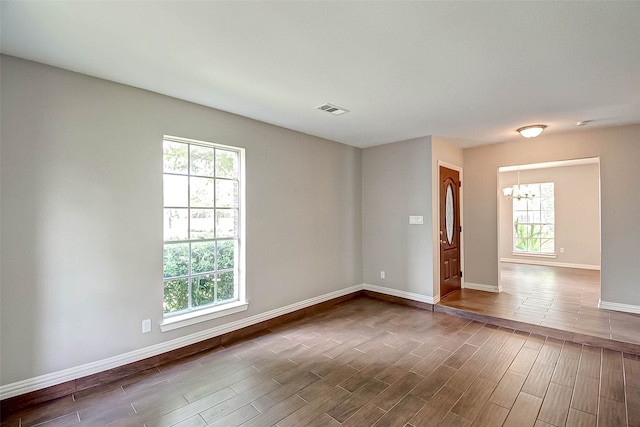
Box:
440;166;461;298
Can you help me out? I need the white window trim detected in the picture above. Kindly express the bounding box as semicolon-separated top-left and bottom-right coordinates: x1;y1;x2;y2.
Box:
160;300;249;332
162;135;247;330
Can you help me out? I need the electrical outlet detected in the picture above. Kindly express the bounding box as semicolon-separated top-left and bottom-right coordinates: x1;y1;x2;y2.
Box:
142;319;151;334
380;271;385;279
560;248;565;253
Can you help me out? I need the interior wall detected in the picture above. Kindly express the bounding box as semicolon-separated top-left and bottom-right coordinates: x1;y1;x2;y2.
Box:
0;55;363;385
362;137;434;297
498;164;601;268
431;137;463;299
463;124;640;306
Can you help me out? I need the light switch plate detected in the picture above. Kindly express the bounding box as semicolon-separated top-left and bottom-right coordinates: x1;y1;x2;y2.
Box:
409;215;423;225
142;319;152;334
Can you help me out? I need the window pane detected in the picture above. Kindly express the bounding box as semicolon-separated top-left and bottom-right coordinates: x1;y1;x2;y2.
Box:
217;272;235;302
192;241;215;274
163;175;188;207
541;238;555;253
164;208;188;241
514;220;527;239
190;209;214;239
528;196;541;210
542;210;555;223
513;197;527;210
190;145;215;177
216;179;239;208
192;274;215;307
216;209;238;238
163;141;188;174
528;211;540;223
216;149;239;179
541;224;554;237
191;177;214;207
514;211;528;224
164;243;189;278
541;183;554;197
164;279;188;313
515;237;527;251
217;240;235;270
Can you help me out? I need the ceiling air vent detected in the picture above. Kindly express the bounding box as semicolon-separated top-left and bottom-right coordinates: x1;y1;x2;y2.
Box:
315;103;349;116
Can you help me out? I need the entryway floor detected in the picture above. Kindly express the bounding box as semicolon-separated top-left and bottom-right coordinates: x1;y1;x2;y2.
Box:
437;263;640;353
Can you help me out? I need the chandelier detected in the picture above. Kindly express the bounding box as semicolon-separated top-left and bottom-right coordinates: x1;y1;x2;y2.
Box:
503;170;535;200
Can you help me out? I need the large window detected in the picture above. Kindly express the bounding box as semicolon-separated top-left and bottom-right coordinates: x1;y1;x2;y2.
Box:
513;182;555;255
163;136;243;317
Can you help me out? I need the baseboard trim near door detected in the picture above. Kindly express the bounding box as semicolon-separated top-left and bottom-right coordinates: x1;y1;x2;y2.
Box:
362;283;438;306
462;282;500;293
598;300;640;315
500;257;601;270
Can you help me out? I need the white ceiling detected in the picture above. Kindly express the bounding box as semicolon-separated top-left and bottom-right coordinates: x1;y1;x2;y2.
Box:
2;1;639;148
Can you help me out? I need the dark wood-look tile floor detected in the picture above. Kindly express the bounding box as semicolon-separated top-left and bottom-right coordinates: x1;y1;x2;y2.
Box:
439;263;640;347
3;296;639;426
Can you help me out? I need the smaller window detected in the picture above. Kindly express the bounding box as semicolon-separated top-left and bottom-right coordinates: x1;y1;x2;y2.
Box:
513;182;555;255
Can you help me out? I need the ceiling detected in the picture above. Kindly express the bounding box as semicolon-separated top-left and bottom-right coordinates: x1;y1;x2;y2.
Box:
1;1;639;148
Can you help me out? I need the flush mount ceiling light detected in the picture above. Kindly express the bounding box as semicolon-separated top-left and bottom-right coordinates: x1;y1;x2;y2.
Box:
517;124;547;138
315;103;349;116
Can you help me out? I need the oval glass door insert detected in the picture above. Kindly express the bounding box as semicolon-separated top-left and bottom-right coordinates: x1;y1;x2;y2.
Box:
445;184;454;244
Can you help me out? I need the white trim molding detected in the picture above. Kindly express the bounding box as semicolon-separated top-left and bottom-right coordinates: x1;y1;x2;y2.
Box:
500;257;600;271
463;282;500;293
598;300;640;315
0;284;363;401
160;301;249;332
363;283;438;305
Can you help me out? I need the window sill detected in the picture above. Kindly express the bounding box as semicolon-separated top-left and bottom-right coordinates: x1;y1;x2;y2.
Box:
160;300;249;332
512;252;557;259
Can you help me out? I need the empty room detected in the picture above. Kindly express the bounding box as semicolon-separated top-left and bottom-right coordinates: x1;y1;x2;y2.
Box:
1;2;640;426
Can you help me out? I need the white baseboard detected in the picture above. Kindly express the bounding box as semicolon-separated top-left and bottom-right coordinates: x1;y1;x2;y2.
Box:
0;284;364;401
500;257;600;271
463;282;500;293
363;283;438;305
598;300;640;315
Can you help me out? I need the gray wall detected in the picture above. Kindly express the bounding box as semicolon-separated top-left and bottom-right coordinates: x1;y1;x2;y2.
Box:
362;137;433;297
0;56;363;384
361;136;463;301
499;164;601;267
464;125;640;305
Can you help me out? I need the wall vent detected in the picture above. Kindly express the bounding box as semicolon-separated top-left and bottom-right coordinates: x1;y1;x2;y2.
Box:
315;103;349;116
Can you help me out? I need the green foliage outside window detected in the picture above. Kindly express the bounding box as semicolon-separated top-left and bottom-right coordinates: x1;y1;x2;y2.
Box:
163;240;236;314
514;218;554;253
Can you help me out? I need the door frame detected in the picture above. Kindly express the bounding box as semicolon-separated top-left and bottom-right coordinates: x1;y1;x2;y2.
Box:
436;161;464;302
496;157;602;294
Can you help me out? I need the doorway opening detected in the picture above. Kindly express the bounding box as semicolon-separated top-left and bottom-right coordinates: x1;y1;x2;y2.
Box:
497;157;602;309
